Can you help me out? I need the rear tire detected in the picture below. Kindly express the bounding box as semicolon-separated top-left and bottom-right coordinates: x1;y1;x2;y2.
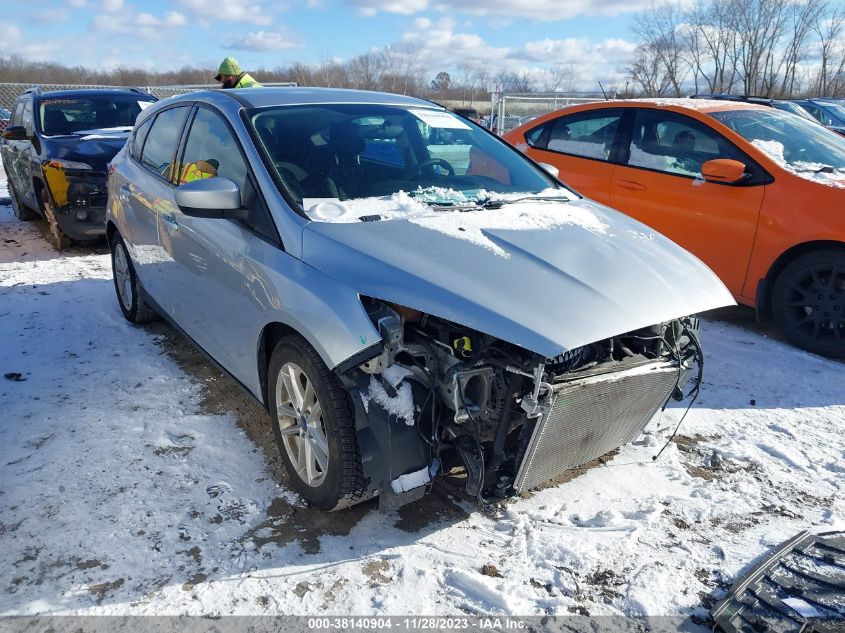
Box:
771;249;845;358
110;233;159;324
268;335;367;510
8;181;37;221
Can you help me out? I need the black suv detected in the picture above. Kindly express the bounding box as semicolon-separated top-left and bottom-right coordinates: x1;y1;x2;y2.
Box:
1;88;156;248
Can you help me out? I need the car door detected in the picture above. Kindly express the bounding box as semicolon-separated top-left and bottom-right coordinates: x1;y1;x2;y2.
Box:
1;101;24;195
522;108;625;205
609;108;766;295
5;98;38;209
161;105;280;384
124;105;190;307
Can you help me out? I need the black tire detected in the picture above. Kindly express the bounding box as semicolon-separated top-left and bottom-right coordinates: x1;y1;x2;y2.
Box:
8;181;38;221
268;335;366;510
39;188;71;251
110;233;159;324
771;249;845;358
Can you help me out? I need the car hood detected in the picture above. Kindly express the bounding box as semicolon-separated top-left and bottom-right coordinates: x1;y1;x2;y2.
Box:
44;130;130;171
301;197;735;358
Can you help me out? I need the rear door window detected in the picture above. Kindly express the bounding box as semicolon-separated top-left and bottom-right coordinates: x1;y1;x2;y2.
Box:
140;107;189;180
531;109;624;161
130;118;153;162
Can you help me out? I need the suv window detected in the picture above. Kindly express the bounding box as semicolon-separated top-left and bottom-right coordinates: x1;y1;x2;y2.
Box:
11;101;25;127
22;100;34;136
140;107;189;179
181;107;277;240
627;109;745;178
530;110;623;161
38;97;153;136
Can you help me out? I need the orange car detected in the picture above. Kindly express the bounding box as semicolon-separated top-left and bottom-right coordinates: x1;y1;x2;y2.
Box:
505;99;845;357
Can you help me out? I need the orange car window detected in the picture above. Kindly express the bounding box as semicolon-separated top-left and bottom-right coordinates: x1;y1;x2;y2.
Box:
627;109;745;178
529;109;623;162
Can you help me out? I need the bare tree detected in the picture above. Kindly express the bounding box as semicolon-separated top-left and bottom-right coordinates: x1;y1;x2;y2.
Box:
633;1;689;96
628;42;674;96
813;3;845;96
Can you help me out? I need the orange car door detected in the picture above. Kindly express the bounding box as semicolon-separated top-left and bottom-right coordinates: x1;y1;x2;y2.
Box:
609;108;766;295
524;108;625;205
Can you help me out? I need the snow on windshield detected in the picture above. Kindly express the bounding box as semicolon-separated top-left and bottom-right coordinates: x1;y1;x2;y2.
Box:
303;187;606;257
751;139;845;189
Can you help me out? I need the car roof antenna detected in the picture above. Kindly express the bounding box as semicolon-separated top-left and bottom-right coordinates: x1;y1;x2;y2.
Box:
598;82;609;101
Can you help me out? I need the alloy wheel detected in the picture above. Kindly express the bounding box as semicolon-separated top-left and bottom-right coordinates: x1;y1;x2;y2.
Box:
112;242;134;312
275;362;329;487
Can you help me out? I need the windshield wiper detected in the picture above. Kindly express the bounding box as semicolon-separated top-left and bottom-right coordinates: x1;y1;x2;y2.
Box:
426;199;504;211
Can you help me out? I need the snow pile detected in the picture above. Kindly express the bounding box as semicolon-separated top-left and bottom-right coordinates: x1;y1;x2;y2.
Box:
305;187;604;257
365;376;416;426
751;139;845;188
548;139;607;159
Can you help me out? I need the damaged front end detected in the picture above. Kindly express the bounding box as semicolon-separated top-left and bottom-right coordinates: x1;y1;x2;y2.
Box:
338;298;703;511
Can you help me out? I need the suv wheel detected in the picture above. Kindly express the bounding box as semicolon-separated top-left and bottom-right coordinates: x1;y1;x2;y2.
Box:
268;335;366;510
40;190;71;251
110;233;159;324
8;181;37;221
771;249;845;358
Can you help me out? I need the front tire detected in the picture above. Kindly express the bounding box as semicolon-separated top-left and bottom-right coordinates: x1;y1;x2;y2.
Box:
771;249;845;358
40;189;71;251
268;335;366;510
110;233;159;324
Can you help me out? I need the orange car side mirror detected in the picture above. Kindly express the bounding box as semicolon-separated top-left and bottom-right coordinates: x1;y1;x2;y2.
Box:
701;159;747;184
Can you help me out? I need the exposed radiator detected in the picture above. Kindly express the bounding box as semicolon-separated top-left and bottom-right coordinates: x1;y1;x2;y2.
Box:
514;360;680;492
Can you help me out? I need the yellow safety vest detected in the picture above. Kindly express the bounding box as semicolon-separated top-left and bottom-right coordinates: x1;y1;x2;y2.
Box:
179;161;217;184
235;73;263;88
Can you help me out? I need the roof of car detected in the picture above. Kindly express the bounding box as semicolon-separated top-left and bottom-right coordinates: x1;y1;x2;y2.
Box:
33;88;156;100
215;86;441;109
592;97;772;112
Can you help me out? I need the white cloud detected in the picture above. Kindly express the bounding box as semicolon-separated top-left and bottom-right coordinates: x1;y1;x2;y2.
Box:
349;0;680;20
224;30;302;52
102;0;123;12
90;10;188;39
174;0;272;25
67;0;87;7
0;25;23;52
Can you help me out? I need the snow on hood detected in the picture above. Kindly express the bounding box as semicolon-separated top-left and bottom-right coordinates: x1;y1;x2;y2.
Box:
751;139;845;188
302;188;604;257
302;196;735;357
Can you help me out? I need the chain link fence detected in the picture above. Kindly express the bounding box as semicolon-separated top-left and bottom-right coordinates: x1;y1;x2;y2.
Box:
490;92;609;135
0;82;297;112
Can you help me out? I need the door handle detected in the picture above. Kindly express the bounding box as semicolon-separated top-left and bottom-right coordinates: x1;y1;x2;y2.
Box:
616;180;647;191
162;212;179;230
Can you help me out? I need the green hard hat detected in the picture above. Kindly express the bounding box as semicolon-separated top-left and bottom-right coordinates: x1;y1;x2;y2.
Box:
215;57;241;81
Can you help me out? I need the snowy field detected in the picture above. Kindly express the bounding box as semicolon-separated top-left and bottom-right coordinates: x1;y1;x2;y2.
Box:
1;164;843;626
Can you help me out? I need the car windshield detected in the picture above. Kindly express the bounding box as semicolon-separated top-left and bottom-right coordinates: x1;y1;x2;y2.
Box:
248;104;564;220
772;101;817;122
709;109;845;179
818;101;845;124
39;97;154;136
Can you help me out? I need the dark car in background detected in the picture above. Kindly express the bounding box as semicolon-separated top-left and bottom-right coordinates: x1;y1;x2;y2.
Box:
0;87;156;248
0;107;10;134
452;106;482;124
691;94;818;123
793;98;845;136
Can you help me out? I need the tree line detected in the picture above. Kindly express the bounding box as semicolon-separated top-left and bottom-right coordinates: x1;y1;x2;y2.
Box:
628;0;845;98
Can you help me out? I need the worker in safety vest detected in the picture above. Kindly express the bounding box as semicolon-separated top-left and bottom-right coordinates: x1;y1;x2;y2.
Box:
179;159;219;184
215;57;263;89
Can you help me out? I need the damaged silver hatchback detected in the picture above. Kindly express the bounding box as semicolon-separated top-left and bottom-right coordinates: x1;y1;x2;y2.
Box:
107;88;734;510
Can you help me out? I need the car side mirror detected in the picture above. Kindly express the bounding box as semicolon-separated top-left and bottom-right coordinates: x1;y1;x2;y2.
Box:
174;177;241;218
3;126;28;141
701;159;747;184
538;162;560;179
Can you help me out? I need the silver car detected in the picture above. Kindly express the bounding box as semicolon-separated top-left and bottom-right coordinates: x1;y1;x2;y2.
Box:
107;88;733;511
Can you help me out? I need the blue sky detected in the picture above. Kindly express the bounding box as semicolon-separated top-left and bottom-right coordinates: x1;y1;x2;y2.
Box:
0;0;651;89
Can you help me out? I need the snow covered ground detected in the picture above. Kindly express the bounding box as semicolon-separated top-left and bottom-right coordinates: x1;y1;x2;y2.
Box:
1;164;843;625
